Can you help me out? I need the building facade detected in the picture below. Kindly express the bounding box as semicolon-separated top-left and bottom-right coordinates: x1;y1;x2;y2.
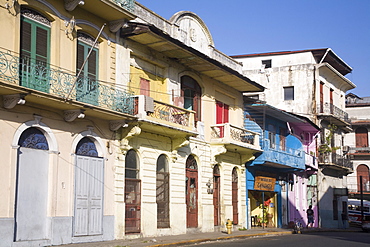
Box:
345;94;370;201
0;1;265;246
233;49;355;228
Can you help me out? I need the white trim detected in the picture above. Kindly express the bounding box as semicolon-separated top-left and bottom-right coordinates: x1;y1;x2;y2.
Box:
72;130;105;157
12;120;59;152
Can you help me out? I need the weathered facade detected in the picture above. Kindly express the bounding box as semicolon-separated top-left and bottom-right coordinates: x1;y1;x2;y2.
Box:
0;1;265;246
233;49;355;228
345;94;370;201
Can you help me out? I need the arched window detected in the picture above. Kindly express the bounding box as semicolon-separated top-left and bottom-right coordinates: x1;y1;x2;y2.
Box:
181;76;201;122
156;154;169;228
18;127;49;150
75;137;98;157
125;150;141;233
357;164;370;192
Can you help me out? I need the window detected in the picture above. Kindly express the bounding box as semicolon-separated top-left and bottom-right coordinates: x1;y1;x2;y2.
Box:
181;76;201;122
216;101;229;138
76;33;99;105
20;8;50;93
268;124;276;149
140;78;150;96
156;155;170;228
284;86;294;100
279;127;286;151
262;59;272;69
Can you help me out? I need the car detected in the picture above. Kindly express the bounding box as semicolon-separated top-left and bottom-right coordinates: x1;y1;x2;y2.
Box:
361;215;370;232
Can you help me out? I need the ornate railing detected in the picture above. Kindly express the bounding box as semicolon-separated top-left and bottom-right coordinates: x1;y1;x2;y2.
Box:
0;48;134;114
317;102;350;124
149;100;193;127
211;123;259;146
318;153;353;169
110;0;135;12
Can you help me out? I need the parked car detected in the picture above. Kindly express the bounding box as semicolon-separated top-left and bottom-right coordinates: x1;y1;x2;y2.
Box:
362;215;370;232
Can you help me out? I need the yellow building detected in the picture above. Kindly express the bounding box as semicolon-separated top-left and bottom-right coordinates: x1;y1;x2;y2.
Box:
0;1;264;246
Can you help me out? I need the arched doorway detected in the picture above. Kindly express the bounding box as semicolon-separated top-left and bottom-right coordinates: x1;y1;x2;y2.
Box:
357;164;370;192
156;154;170;228
232;167;239;225
74;137;104;236
186;155;198;228
125;149;141;233
15;127;49;241
213;165;221;226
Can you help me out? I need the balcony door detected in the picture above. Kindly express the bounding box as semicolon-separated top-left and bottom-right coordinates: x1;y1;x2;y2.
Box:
357;165;370;192
216;101;229;138
356;127;368;151
20;8;50;93
76;33;99;105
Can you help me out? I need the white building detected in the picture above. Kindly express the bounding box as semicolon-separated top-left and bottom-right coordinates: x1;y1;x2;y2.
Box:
232;49;355;228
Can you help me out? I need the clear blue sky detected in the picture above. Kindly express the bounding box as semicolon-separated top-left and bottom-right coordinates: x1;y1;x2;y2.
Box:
137;0;370;97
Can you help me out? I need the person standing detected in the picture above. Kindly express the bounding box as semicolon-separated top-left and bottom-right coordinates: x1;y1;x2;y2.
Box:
306;205;314;228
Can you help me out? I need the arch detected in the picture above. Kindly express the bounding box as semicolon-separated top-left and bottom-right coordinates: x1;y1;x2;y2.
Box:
169;11;214;46
357;164;370;192
72;129;105;157
125;149;141;233
186;154;198;228
232;167;239;225
156;154;170;228
18;127;49;150
13;119;58;152
181;75;202;122
75;137;98;157
213;164;221;226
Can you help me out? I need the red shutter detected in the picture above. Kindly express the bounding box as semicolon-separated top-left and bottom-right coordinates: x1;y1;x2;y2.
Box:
140;78;150;96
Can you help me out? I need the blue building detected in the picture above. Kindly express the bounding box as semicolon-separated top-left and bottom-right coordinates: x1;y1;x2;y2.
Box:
244;98;318;228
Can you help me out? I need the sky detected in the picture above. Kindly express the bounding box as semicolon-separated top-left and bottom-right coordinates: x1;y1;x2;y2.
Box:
137;0;370;97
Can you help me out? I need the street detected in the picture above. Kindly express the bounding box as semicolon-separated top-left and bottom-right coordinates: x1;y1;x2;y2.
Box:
190;231;370;247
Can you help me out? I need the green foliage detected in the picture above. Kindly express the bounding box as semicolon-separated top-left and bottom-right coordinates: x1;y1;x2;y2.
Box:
318;124;340;154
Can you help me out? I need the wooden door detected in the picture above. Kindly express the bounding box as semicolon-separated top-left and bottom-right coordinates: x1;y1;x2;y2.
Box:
216;101;229;138
186;169;198;228
232;168;238;225
213;174;220;226
74;156;104;236
357;165;370;192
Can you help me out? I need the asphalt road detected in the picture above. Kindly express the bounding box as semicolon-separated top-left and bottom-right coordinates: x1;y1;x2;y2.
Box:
190;231;370;247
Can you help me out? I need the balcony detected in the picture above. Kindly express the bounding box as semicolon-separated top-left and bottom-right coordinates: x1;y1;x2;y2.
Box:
305;152;318;170
316;102;351;126
318;152;353;171
251;139;305;170
0;48;135;117
134;95;196;136
210;123;261;154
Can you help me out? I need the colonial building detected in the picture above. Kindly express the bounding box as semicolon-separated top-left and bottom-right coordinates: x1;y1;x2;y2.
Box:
233;48;355;228
0;1;265;246
244;99;319;228
345;94;370;200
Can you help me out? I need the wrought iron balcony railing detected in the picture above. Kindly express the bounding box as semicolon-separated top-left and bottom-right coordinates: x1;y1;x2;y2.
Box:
134;95;195;128
0;48;135;114
211;123;260;148
317;102;350;124
305;152;318;169
318;152;353;170
110;0;135;12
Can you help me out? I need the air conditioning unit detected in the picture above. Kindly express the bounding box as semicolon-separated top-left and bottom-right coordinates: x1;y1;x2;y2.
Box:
144;95;154;113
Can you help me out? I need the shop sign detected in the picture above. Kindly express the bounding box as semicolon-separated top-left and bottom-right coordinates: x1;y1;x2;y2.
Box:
254;176;276;191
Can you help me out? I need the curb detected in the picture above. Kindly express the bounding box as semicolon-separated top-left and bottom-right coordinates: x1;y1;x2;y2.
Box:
150;231;293;246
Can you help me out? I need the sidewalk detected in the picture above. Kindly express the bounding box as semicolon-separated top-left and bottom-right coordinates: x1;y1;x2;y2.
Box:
52;226;360;247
